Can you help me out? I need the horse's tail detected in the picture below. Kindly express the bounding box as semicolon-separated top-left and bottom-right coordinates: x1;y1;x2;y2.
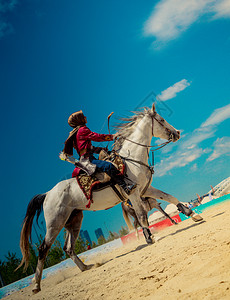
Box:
16;193;46;271
121;203;134;232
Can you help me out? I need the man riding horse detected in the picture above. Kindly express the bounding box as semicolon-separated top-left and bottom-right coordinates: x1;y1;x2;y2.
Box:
63;110;136;195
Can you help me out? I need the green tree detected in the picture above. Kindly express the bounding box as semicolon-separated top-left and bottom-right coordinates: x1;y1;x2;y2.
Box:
107;231;119;242
0;233;67;286
92;241;97;248
0;260;5;287
119;226;129;237
0;252;28;285
74;236;86;254
98;235;106;245
28;243;37;273
107;231;115;242
47;240;65;267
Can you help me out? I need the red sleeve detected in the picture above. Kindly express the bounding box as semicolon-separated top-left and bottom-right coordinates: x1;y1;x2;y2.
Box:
79;126;113;142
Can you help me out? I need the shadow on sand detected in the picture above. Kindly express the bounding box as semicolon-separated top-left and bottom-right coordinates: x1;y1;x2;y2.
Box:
115;244;150;259
94;220;206;268
157;220;206;242
211;212;225;218
95;244;150;267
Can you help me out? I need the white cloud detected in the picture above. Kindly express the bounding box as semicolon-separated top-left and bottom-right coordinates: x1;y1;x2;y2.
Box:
0;21;13;38
181;126;216;149
0;0;17;39
154;103;230;176
156;147;203;176
144;0;230;46
201;103;230;127
213;0;230;18
190;163;198;172
0;0;17;12
157;79;191;101
207;136;230;161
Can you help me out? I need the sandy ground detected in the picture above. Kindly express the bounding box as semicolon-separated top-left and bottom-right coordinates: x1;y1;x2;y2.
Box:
7;201;230;300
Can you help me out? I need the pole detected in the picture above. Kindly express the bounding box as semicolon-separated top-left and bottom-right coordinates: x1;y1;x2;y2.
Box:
211;185;215;195
196;193;201;204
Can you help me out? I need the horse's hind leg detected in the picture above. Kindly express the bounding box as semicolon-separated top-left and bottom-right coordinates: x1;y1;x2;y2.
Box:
154;201;177;225
32;239;50;293
143;186;203;222
32;224;63;293
32;205;71;293
64;210;94;271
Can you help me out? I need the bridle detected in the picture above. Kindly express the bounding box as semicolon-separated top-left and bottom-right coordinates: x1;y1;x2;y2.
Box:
117;111;174;172
121;112;173;150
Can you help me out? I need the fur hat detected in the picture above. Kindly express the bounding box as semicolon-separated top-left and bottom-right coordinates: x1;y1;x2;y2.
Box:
68;110;86;128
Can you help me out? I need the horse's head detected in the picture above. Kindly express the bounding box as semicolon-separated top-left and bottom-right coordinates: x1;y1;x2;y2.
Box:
151;103;180;142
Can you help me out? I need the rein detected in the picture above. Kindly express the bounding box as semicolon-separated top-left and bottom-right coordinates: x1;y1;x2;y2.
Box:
119;154;154;173
116;112;173;177
123;137;171;151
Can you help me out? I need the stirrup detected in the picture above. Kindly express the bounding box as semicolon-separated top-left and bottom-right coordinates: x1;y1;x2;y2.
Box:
123;183;137;196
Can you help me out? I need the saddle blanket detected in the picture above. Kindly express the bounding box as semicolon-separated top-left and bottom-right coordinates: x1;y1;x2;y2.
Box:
75;153;125;208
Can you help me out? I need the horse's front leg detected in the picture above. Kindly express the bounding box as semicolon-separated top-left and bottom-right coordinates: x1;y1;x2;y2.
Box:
143;186;203;222
129;193;154;245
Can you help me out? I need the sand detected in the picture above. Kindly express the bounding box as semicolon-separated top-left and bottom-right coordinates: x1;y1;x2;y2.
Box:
6;201;230;300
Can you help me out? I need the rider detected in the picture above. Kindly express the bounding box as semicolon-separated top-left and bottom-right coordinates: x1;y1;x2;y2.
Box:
63;110;136;195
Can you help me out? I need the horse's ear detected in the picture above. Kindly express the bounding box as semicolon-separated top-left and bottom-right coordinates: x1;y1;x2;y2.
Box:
152;103;156;112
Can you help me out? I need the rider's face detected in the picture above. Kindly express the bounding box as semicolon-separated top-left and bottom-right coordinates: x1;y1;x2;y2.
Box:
84;116;87;124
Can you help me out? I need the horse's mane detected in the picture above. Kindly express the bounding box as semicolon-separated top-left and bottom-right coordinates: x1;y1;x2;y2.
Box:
113;107;152;150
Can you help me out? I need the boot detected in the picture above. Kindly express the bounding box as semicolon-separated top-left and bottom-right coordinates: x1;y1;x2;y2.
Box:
113;175;137;196
177;203;192;216
108;167;137;196
119;181;137;196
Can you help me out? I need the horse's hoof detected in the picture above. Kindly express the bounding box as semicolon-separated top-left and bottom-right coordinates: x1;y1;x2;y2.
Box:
172;218;178;225
32;288;41;294
82;264;94;271
191;212;203;222
146;237;155;245
86;264;94;270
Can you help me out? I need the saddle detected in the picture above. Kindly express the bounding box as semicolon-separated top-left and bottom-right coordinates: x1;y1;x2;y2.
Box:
75;150;125;208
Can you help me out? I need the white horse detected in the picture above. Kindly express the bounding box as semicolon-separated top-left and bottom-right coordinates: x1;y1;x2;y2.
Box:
18;104;202;293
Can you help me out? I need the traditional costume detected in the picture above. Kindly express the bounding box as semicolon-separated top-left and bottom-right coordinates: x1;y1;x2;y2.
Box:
63;110;136;195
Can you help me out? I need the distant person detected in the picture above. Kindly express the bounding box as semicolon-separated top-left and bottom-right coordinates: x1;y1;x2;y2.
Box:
208;192;213;201
87;243;91;250
188;202;193;209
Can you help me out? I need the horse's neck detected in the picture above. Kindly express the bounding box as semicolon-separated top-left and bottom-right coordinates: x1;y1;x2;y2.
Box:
119;116;152;163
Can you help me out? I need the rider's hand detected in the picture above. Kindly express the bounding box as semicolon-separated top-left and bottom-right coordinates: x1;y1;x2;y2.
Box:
113;132;119;140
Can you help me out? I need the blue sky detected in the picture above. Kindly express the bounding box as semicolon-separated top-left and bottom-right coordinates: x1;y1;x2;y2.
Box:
0;0;230;259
